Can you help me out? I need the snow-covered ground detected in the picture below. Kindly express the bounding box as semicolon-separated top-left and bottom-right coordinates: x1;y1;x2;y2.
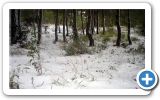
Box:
9;25;145;89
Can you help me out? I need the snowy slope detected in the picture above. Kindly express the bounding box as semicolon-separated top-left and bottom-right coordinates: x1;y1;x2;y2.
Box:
9;24;145;89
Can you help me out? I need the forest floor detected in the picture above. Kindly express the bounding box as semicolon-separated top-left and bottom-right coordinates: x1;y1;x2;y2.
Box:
10;25;145;89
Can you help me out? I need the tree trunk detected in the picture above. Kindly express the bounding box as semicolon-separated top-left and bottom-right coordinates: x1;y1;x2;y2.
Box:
86;10;94;46
127;10;132;45
102;10;105;34
142;18;145;36
58;19;61;33
72;10;78;41
66;10;69;36
37;9;42;45
33;10;37;38
17;10;22;41
91;10;94;34
116;10;121;46
96;10;99;34
63;10;66;42
10;9;18;44
81;10;84;35
54;10;58;43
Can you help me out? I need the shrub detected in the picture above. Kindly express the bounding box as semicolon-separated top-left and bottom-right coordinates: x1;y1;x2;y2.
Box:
102;36;110;44
9;74;19;89
126;43;145;54
27;28;42;75
121;33;126;40
79;35;88;42
135;43;145;54
99;28;116;44
131;37;138;41
64;40;88;56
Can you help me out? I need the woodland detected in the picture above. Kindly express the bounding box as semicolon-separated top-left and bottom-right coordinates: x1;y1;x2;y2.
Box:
10;9;145;89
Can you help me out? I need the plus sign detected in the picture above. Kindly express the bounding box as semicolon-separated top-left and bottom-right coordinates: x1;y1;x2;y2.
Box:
142;73;153;85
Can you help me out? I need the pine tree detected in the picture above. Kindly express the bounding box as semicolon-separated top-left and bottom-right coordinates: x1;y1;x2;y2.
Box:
127;10;132;45
81;10;84;35
86;10;94;46
54;10;58;43
96;10;99;34
102;10;105;34
37;9;42;45
116;10;121;46
63;10;66;42
72;10;78;41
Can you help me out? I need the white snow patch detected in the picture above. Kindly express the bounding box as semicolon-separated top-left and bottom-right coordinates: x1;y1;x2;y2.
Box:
10;24;144;89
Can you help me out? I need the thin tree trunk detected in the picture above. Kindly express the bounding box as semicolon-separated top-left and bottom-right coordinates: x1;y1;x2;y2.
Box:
142;22;145;36
81;10;84;35
17;10;22;41
142;17;145;36
10;10;20;44
96;10;99;34
37;9;42;45
58;18;61;33
86;10;94;46
127;10;132;45
116;10;121;46
63;10;66;42
54;10;58;43
10;9;17;44
72;10;78;41
102;10;105;34
66;10;69;36
105;10;108;29
33;10;37;38
91;10;94;34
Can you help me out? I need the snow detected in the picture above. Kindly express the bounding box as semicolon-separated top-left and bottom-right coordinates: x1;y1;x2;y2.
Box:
9;24;145;89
